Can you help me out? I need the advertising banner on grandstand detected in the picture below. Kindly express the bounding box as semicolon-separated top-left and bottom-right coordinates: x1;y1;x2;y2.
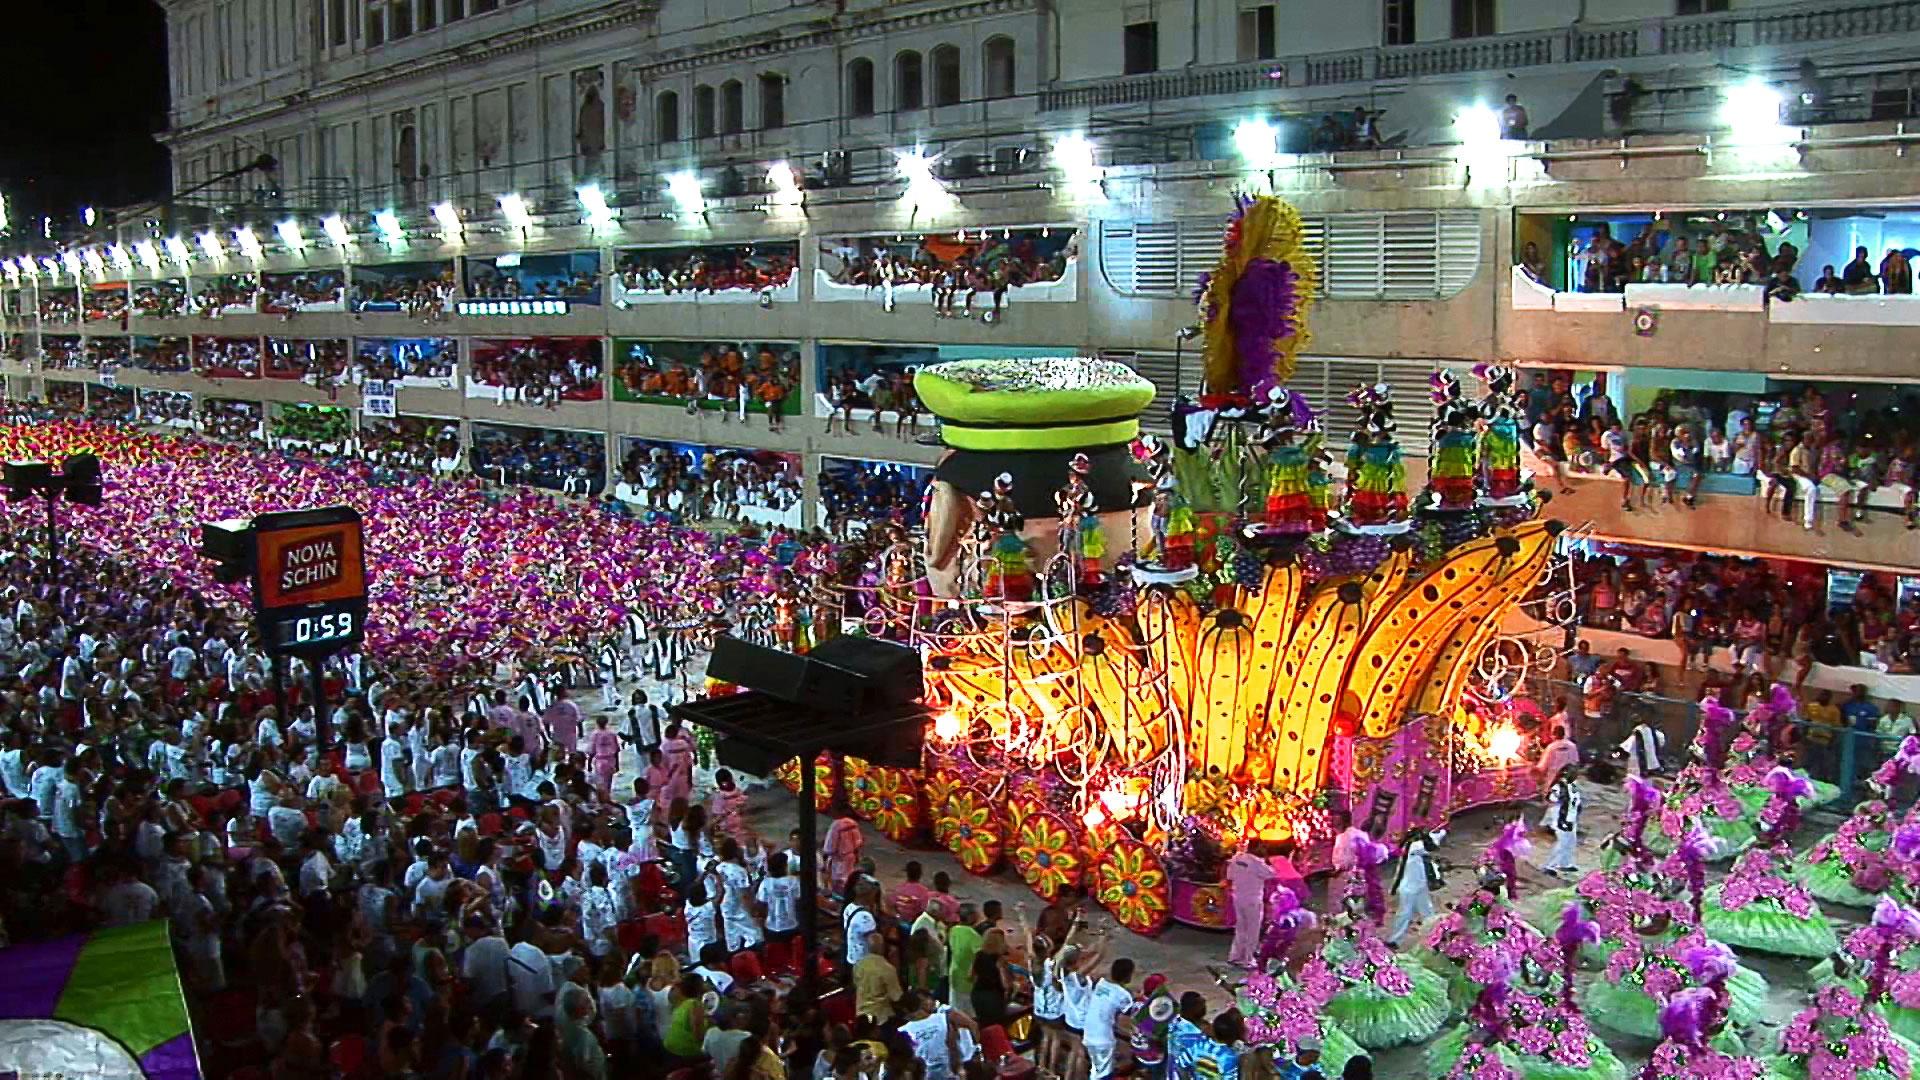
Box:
363;380;398;418
610;241;799;306
611;339;800;414
0;921;201;1080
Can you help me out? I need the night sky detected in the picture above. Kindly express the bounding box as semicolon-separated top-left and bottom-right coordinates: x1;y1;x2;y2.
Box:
0;2;172;238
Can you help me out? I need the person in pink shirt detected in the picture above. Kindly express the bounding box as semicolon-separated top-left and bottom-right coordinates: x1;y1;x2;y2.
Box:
587;716;621;800
659;723;697;807
708;768;748;844
891;859;932;923
925;871;959;924
821;811;864;896
642;747;673;807
543;688;582;757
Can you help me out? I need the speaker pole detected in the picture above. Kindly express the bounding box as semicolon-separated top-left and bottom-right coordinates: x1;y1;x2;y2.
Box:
798;752;820;1000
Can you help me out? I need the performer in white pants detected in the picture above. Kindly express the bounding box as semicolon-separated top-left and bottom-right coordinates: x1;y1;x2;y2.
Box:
1540;767;1583;875
1619;720;1665;778
1385;829;1446;945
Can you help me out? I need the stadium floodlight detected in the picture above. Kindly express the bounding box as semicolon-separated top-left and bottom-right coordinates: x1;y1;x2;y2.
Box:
373;209;406;246
665;172;707;217
134;240;161;272
234;226;265;259
431;202;463;241
321;214;353;248
1723;80;1790;143
197;230;225;260
164;236;192;265
1233;118;1279;166
62;250;84;278
275;219;306;252
1051;134;1102;187
895;147;949;206
576;184;616;229
1453;103;1503;148
498;193;534;231
766;162;803;206
82;248;107;279
108;244;133;272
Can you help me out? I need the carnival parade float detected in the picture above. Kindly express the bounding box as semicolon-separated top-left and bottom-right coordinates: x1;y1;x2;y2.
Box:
776;193;1574;935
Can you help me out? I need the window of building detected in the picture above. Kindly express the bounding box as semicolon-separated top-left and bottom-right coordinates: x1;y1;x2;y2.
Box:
983;36;1015;98
419;0;436;31
1383;0;1415;45
446;0;464;19
1451;0;1494;38
895;51;924;110
656;91;680;143
720;79;745;134
365;1;385;47
694;85;716;138
846;58;875;116
930;45;961;106
330;0;348;46
1123;21;1159;75
391;0;413;39
1676;0;1730;11
759;73;785;129
1237;5;1276;61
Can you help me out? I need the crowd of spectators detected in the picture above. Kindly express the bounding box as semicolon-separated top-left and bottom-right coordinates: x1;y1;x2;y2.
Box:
354;339;460;387
1544;215;1803;300
612;446;803;525
822;368;922;438
134;280;190;319
818;463;928;539
1809;244;1920;296
140;390;195;426
614;343;797;430
200;399;265;443
262;270;348;313
1526;374;1919;530
269;405;355;451
267;339;354;385
360;416;465;477
86;386;139;424
38;293;78;323
41;336;84;370
45;382;85;416
824;231;1075;317
467;264;601;303
614;246;797;295
192;275;260;314
85;286;131;323
471;427;607;494
132;337;193;374
193;338;264;379
470;340;605;406
350;262;457;316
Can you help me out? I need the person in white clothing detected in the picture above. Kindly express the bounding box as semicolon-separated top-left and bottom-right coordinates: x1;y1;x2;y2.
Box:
842;877;880;966
1385;828;1447;945
756;853;801;941
51;762;87;862
508;938;557;1018
379;723;411;798
1080;959;1137;1080
1540;767;1583;875
713;839;762;951
901;991;977;1080
1619;720;1666;778
683;879;719;962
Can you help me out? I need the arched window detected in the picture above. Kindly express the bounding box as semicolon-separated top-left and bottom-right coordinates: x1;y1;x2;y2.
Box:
846;57;875;117
759;73;786;129
930;44;961;106
720;79;745;134
694;84;716;138
894;50;923;111
655;91;680;144
983;36;1015;99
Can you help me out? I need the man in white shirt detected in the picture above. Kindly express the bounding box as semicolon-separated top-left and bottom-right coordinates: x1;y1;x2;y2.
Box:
380;721;411;798
843;877;880;967
1081;959;1137;1080
166;637;198;682
51;762;87;862
508;937;557;1018
463;929;513;1010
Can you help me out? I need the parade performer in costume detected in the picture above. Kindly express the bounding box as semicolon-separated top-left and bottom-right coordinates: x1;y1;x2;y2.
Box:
1303;888;1451;1050
1233;969;1365;1078
1633;942;1760;1079
1420;824;1556;1016
1257;884;1317;972
1701;767;1840;958
1254;389;1323;538
1637;713;1754;863
1540;767;1583;877
1813;893;1920;1046
1342;383;1407;526
1618;718;1666;779
1426;372;1480;511
1724;682;1841;817
1799;736;1920;907
1387;828;1448;946
1474;364;1528;503
1768;973;1919;1080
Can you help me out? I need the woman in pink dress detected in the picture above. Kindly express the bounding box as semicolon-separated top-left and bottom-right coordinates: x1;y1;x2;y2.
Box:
659;723;697;807
822;812;864;897
587;716;621;800
708;768;747;845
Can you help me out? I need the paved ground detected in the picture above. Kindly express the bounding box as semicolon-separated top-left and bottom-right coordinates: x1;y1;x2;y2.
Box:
591;661;1856;1073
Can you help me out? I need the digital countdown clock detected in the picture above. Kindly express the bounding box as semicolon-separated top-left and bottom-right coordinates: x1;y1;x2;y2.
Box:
272;610;359;650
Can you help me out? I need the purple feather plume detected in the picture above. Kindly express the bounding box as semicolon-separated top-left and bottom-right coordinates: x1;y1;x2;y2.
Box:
1228;258;1303;398
1489;820;1532;901
1681;941;1737;986
1764;766;1815;801
1895;824;1920;863
1354;836;1390;924
1657;987;1718;1048
1555;902;1600;1004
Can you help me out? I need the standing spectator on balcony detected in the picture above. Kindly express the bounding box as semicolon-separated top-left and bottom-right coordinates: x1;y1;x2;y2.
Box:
1352;107;1382;149
1766;265;1802;303
1518;241;1547;284
1602;419;1640;512
1879;700;1915;739
1882;249;1913;294
1499;94;1529;139
1731;415;1763;480
1664;237;1697;285
1814;264;1845;294
1844;246;1879;293
1575;230;1611;293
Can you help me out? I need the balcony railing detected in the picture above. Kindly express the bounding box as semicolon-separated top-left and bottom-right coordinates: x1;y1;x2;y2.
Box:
1038;0;1920;111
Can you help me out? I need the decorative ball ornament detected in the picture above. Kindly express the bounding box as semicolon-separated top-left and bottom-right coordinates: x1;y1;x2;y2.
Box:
1091;834;1172;934
1012;811;1086;901
867;767;924;843
940;787;1006;874
844;756;878;822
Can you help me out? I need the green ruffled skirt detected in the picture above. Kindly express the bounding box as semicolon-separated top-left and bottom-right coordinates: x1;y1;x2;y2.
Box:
1732;776;1842;819
1702;890;1841;958
1641;815;1755;862
1319;1020;1366;1079
1425;1022;1628;1080
1325;960;1452;1050
1797;853;1888;908
1581;961;1770;1039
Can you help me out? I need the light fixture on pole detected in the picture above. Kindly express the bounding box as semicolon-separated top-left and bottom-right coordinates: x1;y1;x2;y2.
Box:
321;214;353;248
895;147;949;207
766;162;803;207
1050;133;1103;191
83;207;97;228
164;236;192;266
276;219;307;253
431;202;463;242
135;240;161;272
1722;79;1792;144
373;210;406;247
197;230;225;260
61;250;84;278
234;226;265;260
666;172;707;219
576;185;617;230
82;249;107;279
498;193;534;232
1233;118;1279;168
108;244;134;272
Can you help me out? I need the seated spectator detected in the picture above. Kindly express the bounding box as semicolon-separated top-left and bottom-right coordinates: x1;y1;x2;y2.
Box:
1843;245;1878;293
1813;264;1844;294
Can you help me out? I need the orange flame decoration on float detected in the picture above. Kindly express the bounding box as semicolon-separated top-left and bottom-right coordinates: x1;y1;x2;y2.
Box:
775;193;1577;929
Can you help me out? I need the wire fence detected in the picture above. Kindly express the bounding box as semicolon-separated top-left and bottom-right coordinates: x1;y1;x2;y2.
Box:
1523;675;1914;807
